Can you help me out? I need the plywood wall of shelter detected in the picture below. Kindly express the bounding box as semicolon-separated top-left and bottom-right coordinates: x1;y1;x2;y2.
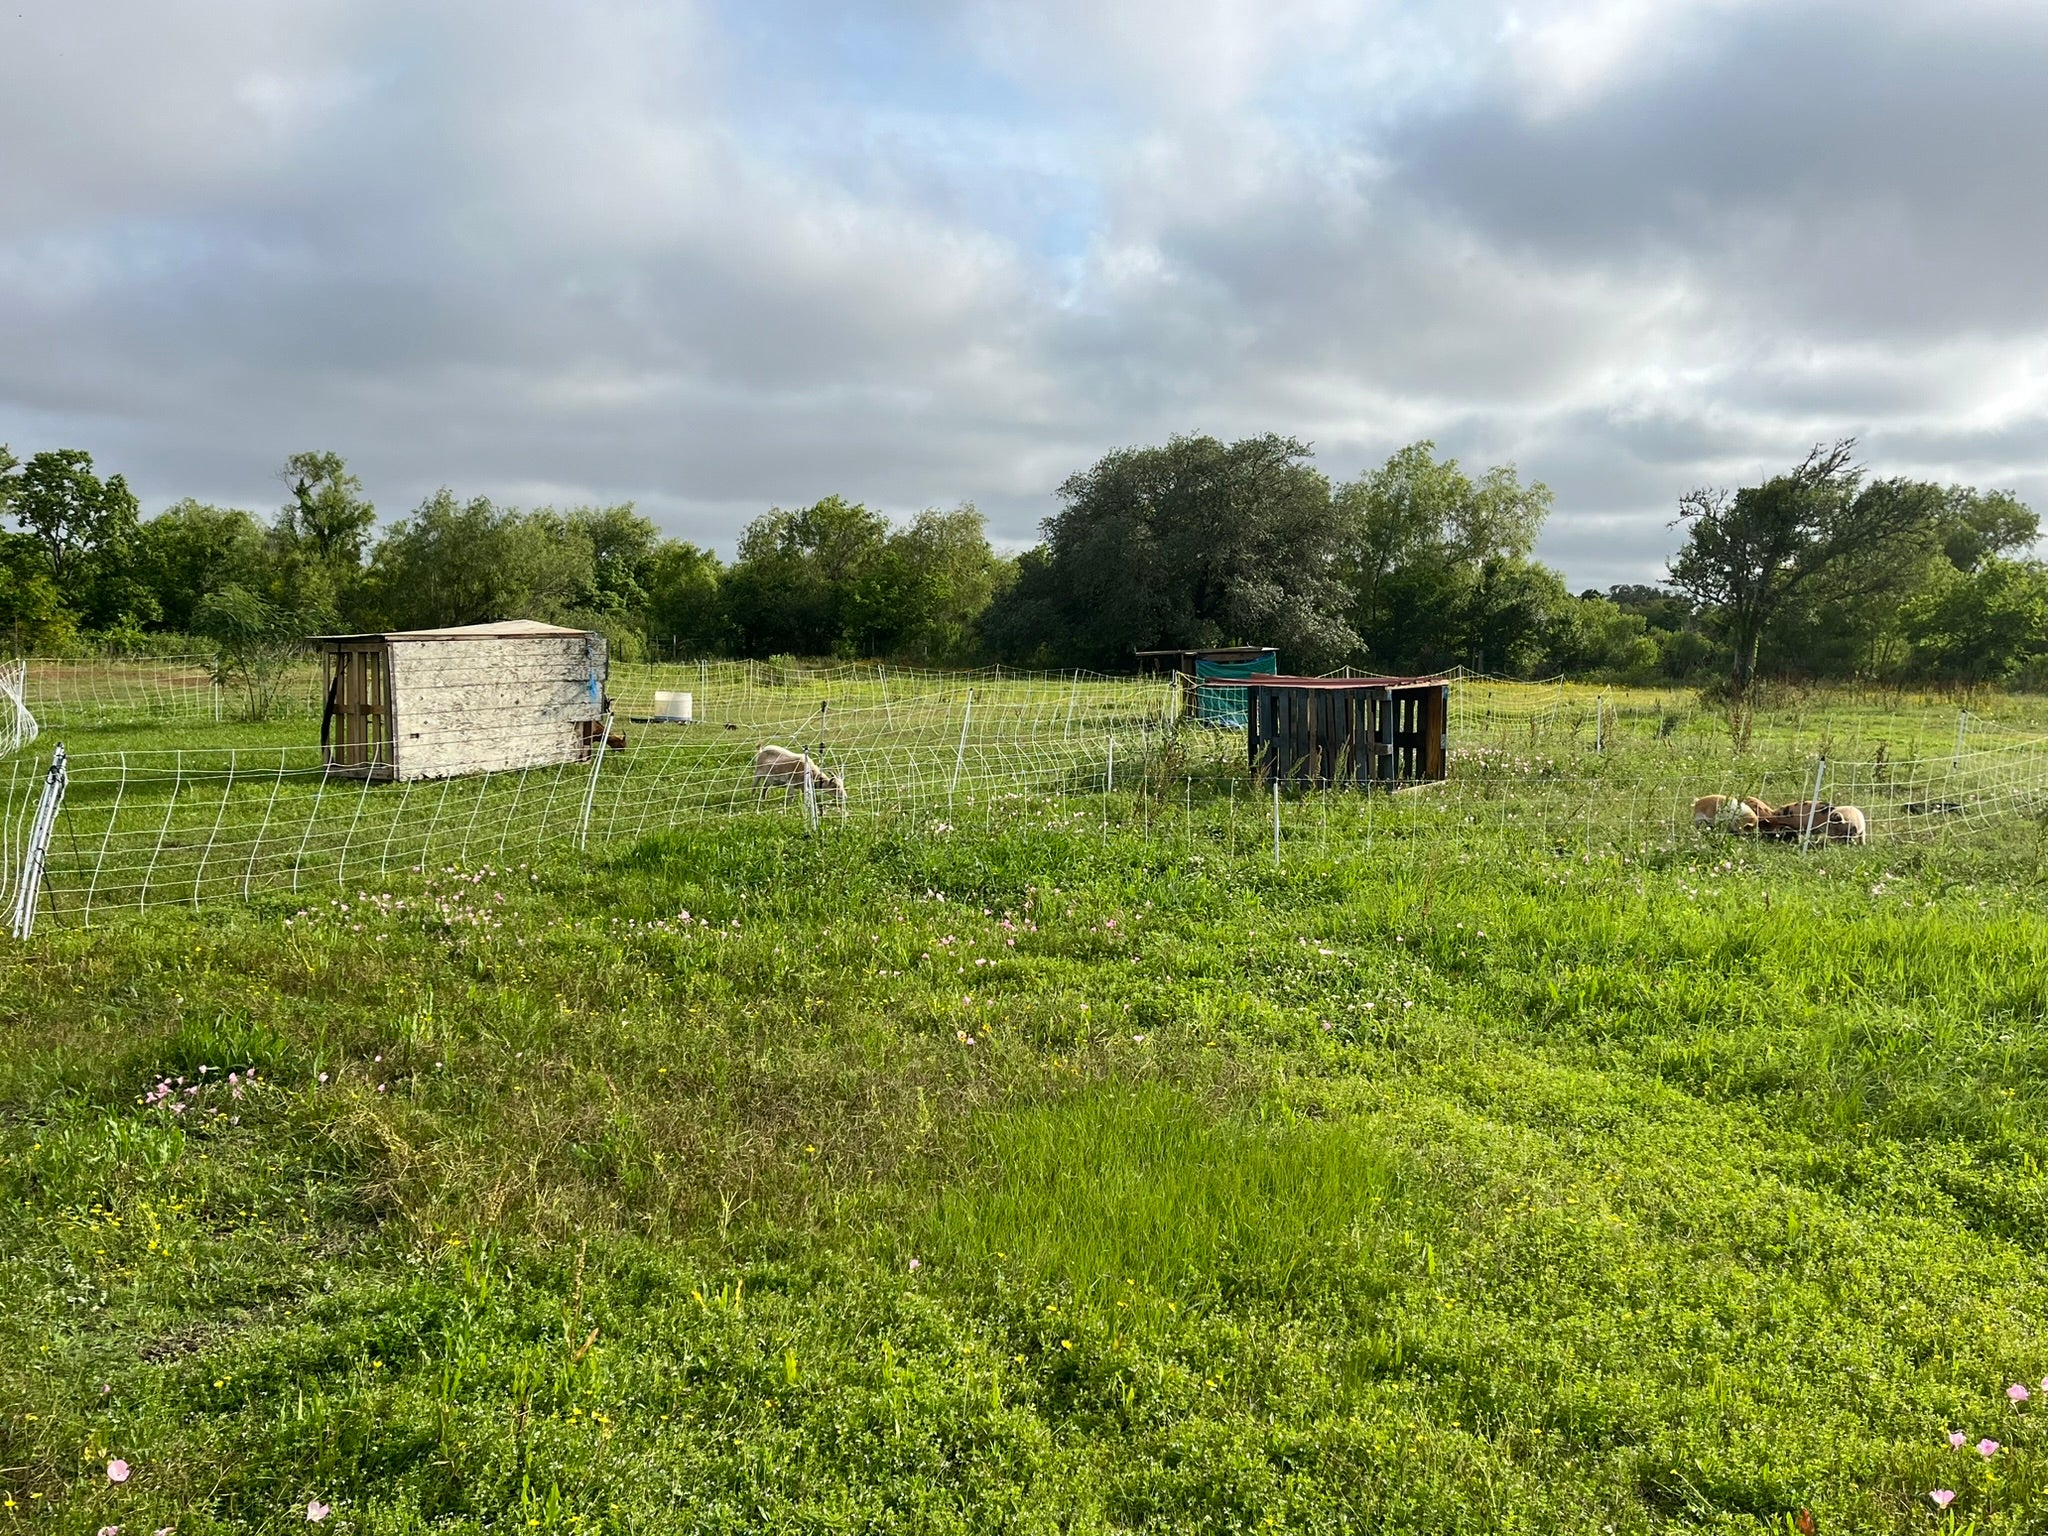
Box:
384;632;607;780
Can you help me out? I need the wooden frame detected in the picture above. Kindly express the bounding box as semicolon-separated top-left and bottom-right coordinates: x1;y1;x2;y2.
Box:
1241;678;1449;788
320;640;395;780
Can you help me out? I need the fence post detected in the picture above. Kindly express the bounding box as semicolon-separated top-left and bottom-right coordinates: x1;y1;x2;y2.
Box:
949;689;974;805
1952;709;1968;774
578;710;614;850
879;665;892;726
1272;780;1282;868
1064;670;1079;741
1595;695;1606;756
1106;736;1115;795
10;745;67;939
802;760;819;834
1799;757;1828;853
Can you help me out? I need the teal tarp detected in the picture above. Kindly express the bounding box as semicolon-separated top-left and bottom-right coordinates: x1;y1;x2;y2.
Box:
1192;654;1278;728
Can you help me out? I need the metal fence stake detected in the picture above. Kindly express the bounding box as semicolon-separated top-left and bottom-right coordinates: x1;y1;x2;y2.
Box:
10;745;67;939
1799;756;1828;853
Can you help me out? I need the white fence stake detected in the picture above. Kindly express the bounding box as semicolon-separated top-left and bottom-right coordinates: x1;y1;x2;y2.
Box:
802;759;819;833
1106;736;1115;795
1272;780;1282;868
1799;756;1828;853
949;689;974;804
578;710;614;850
10;745;67;939
1064;670;1079;741
1953;709;1969;775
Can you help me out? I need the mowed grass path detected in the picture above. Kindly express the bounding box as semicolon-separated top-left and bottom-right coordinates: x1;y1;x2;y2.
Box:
3;802;2047;1532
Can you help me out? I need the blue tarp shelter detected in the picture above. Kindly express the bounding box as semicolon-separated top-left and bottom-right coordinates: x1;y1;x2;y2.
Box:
1192;652;1279;727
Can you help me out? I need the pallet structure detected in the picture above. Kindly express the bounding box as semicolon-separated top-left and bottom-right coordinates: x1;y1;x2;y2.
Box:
1232;675;1450;788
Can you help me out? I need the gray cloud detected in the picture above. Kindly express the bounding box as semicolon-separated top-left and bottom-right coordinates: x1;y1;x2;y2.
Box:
2;0;2044;591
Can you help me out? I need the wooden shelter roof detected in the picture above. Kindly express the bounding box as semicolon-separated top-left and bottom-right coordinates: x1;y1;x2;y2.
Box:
307;620;595;644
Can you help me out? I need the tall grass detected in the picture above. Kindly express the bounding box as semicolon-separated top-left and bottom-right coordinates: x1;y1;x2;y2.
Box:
928;1085;1411;1309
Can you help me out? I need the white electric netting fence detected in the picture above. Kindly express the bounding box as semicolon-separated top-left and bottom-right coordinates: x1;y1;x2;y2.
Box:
0;678;1182;924
4;661;2048;931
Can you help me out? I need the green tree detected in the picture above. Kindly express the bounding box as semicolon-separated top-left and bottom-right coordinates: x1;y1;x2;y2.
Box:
194;584;306;720
1334;442;1558;673
1668;441;1944;690
567;505;661;620
723;496;895;657
279;452;377;567
0;530;73;652
984;435;1356;669
1542;592;1660;679
274;452;376;626
363;492;596;630
1603;584;1695;635
645;541;726;655
134;500;274;634
4;448;155;632
1901;557;2048;681
1938;488;2039;573
889;505;1006;664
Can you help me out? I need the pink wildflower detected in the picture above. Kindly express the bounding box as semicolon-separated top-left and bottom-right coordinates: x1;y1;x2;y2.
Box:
306;1500;330;1523
106;1459;130;1483
1978;1439;2000;1457
1949;1430;1967;1448
1930;1490;1956;1509
2010;1383;2030;1403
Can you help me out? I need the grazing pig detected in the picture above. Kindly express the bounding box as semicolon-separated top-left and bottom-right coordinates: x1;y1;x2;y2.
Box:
1759;801;1828;840
1693;794;1760;831
752;744;846;806
1759;801;1864;843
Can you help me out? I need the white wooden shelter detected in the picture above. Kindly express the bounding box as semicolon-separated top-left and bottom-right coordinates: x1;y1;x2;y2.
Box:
311;620;609;781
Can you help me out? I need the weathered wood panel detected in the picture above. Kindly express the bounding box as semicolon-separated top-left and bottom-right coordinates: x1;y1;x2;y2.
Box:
384;634;608;781
1243;680;1447;790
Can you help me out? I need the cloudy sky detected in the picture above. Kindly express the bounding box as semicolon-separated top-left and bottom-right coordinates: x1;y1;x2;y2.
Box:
4;0;2045;588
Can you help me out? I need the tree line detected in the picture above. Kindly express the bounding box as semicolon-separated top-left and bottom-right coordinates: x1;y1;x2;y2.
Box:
1;435;2042;686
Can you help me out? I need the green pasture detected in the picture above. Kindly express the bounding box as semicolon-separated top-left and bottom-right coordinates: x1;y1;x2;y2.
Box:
3;682;2048;1530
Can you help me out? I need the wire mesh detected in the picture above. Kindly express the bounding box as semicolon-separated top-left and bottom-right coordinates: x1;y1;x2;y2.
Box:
4;664;2046;929
1;660;37;757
